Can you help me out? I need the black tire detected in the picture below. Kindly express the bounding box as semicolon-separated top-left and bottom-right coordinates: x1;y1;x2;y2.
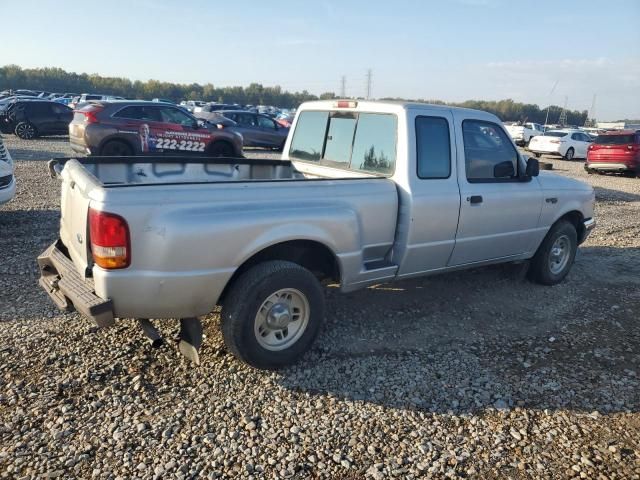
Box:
564;147;575;161
101;140;133;156
221;260;325;369
14;121;37;139
207;141;234;157
533;152;542;158
527;220;577;286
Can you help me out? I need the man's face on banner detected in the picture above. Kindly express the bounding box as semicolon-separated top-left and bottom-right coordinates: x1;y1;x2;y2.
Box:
141;124;150;139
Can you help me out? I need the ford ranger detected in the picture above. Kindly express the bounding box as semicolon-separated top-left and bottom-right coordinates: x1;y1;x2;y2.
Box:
38;100;595;369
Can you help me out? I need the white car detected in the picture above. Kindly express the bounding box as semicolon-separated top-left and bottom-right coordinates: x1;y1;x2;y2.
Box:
0;133;16;205
504;122;544;146
528;129;593;160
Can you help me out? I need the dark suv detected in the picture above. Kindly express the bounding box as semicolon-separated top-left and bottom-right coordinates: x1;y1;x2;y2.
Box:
0;99;73;139
69;101;244;157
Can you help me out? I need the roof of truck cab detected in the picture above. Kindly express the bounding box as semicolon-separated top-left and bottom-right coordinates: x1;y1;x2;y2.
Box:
299;99;493;117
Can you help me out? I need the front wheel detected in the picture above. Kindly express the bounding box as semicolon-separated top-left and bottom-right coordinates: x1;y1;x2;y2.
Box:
14;122;37;139
221;260;325;369
527;220;577;285
207;141;234;157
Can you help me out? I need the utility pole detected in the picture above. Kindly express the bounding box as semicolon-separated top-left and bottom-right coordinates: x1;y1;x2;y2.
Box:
543;79;559;128
585;93;596;127
365;69;372;100
558;95;568;126
340;75;346;98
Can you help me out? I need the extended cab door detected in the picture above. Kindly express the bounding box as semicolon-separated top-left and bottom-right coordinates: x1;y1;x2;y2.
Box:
448;117;543;266
397;110;461;276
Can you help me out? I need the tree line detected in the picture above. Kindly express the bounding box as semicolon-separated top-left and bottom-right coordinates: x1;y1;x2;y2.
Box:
1;65;588;124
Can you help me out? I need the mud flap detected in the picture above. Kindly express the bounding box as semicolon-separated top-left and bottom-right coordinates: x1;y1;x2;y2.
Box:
178;317;203;365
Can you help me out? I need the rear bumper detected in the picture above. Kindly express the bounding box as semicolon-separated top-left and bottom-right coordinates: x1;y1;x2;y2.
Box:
37;240;115;328
585;162;639;173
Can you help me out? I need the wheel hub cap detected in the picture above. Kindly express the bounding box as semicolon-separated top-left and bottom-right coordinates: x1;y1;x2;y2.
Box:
549;235;570;274
254;288;310;351
266;303;292;329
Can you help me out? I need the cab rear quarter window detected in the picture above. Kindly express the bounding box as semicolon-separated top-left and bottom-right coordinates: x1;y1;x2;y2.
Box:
289;110;397;175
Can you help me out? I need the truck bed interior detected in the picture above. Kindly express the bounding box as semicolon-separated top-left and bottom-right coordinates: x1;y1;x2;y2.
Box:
51;156;381;186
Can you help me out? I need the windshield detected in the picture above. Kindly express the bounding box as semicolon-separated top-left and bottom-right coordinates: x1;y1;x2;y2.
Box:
544;131;568;137
594;134;636;145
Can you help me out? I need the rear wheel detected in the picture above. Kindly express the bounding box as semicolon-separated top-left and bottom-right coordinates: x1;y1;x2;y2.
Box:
14;122;37;139
564;147;575;161
207;141;234;157
527;220;577;285
221;260;325;369
101;140;133;156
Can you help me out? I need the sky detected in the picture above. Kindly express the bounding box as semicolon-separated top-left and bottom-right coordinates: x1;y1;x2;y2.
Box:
1;0;639;120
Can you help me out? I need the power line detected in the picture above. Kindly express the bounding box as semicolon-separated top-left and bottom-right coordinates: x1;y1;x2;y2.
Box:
365;69;372;100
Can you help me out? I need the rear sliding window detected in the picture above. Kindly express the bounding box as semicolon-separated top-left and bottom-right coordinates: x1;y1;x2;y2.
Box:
289;111;396;175
594;134;637;145
544;131;568;137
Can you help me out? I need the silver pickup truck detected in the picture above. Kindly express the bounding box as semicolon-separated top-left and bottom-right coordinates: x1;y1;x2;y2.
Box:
38;100;595;369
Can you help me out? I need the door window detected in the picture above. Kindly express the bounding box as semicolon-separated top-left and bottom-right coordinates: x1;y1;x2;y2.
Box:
159;107;196;126
51;103;71;115
236;113;257;126
462;120;518;182
113;106;161;122
416;116;451;179
258;115;276;129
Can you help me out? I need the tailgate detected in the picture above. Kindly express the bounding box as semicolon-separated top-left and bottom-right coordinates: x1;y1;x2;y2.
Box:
56;159;102;277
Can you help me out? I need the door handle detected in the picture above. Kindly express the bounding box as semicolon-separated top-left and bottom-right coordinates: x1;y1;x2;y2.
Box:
467;195;483;204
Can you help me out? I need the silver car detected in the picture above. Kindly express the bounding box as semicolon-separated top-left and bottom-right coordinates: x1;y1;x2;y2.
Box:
216;110;289;150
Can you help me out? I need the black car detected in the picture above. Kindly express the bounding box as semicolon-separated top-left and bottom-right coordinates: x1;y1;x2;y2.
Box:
0;99;73;139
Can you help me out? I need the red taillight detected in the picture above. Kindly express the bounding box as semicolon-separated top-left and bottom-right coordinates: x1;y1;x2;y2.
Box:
88;208;130;269
80;105;103;124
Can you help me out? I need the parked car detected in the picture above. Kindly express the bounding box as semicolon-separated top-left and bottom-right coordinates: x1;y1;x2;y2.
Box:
0;133;15;205
206;110;289;149
585;130;640;176
68;100;243;157
52;93;79;106
193;103;242;114
275;112;296;128
0;99;73;139
528;129;593;160
504;122;544;146
179;100;206;113
38;100;595;369
69;94;125;110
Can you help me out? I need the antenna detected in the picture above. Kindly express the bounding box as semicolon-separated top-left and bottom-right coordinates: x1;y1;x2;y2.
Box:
558;96;568;126
340;75;346;98
365;69;372;100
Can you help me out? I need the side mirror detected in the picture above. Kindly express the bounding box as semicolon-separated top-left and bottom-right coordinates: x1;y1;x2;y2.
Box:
525;157;539;177
494;160;515;178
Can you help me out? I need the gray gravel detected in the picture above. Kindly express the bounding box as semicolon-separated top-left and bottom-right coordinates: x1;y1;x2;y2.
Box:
1;136;639;479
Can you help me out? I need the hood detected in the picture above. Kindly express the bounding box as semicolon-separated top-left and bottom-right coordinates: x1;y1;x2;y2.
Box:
537;171;592;192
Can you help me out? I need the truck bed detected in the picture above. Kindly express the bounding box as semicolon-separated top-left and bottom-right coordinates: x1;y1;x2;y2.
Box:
50;155;400;318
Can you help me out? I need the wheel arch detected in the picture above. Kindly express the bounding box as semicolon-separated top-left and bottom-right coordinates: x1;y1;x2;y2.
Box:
97;135;136;155
206;139;237;156
217;239;341;306
553;210;585;244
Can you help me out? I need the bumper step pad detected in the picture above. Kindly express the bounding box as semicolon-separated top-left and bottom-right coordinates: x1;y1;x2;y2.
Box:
37;241;115;328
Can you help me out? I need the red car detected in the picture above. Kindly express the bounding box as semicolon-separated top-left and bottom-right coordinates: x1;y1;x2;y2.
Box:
585;130;640;177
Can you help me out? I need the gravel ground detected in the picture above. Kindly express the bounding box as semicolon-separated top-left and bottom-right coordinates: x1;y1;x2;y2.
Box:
0;135;638;479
